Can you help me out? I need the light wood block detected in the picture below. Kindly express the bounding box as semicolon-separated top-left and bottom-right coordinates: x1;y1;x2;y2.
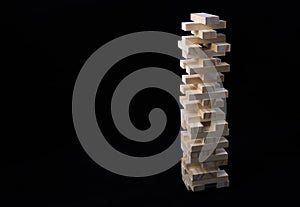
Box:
197;29;217;39
181;109;187;129
216;180;230;188
199;72;223;82
182;74;224;84
182;20;226;31
180;57;223;69
181;107;217;122
182;74;203;84
186;88;228;101
185;62;230;75
201;159;228;168
184;148;228;164
186;121;204;134
180;83;220;94
191;13;220;25
179;41;225;59
198;58;222;67
187;120;229;139
181;108;227;125
181;160;218;181
198;82;221;93
181;133;229;152
182;33;226;45
182;49;226;59
211;42;231;53
180;96;224;110
184;169;228;186
180;84;197;94
180;59;198;69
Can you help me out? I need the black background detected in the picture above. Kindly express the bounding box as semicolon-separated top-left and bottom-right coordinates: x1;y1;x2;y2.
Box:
3;0;300;206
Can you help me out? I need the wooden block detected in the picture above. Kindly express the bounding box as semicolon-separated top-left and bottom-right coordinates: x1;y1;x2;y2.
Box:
182;131;228;150
181;108;225;124
180;82;220;94
197;98;224;109
180;96;224;110
201;49;226;58
200;159;228;168
199;72;222;82
187;120;229;139
179;96;224;110
180;84;197;94
216;170;228;182
181;132;229;152
179;41;226;59
216;179;229;188
182;73;224;84
181;159;220;181
186;62;230;75
199;108;216;119
182;145;225;162
182;74;203;84
182;162;219;181
187;177;229;191
178;40;201;55
180;109;187;129
202;135;228;144
197;29;217;39
182;49;226;59
191;13;219;25
197;98;224;108
182;150;228;168
211;43;231;53
189;184;205;191
187;126;229;139
187;121;204;134
184;148;228;164
197;82;220;93
198;58;222;67
180;59;198;69
182;107;216;122
186;88;228;101
180;58;222;69
182;20;226;31
185;169;228;186
182;33;226;45
182;174;192;190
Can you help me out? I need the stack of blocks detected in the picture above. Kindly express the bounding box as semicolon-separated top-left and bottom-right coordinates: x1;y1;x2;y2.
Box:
178;13;231;191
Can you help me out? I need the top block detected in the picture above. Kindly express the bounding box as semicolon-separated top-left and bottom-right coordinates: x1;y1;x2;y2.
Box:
191;13;219;25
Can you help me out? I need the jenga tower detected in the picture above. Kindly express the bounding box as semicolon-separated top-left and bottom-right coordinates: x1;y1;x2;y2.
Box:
178;13;230;191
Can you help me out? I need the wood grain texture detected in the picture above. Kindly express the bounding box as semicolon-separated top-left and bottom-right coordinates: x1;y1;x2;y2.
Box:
191;13;220;25
182;20;226;31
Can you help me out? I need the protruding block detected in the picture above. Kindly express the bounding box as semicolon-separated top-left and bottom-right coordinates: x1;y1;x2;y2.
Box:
197;29;217;39
181;107;226;124
186;62;230;75
182;20;226;31
187;120;229;139
191;13;220;25
211;43;231;53
186;88;228;101
198;58;222;67
181;132;229;152
182;49;226;59
183;149;228;165
182;33;226;45
180;96;224;110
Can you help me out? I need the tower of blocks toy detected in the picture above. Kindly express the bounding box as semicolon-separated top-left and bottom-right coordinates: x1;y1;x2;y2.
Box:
178;13;230;191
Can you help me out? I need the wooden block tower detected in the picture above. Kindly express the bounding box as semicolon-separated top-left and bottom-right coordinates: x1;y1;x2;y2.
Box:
178;13;230;191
